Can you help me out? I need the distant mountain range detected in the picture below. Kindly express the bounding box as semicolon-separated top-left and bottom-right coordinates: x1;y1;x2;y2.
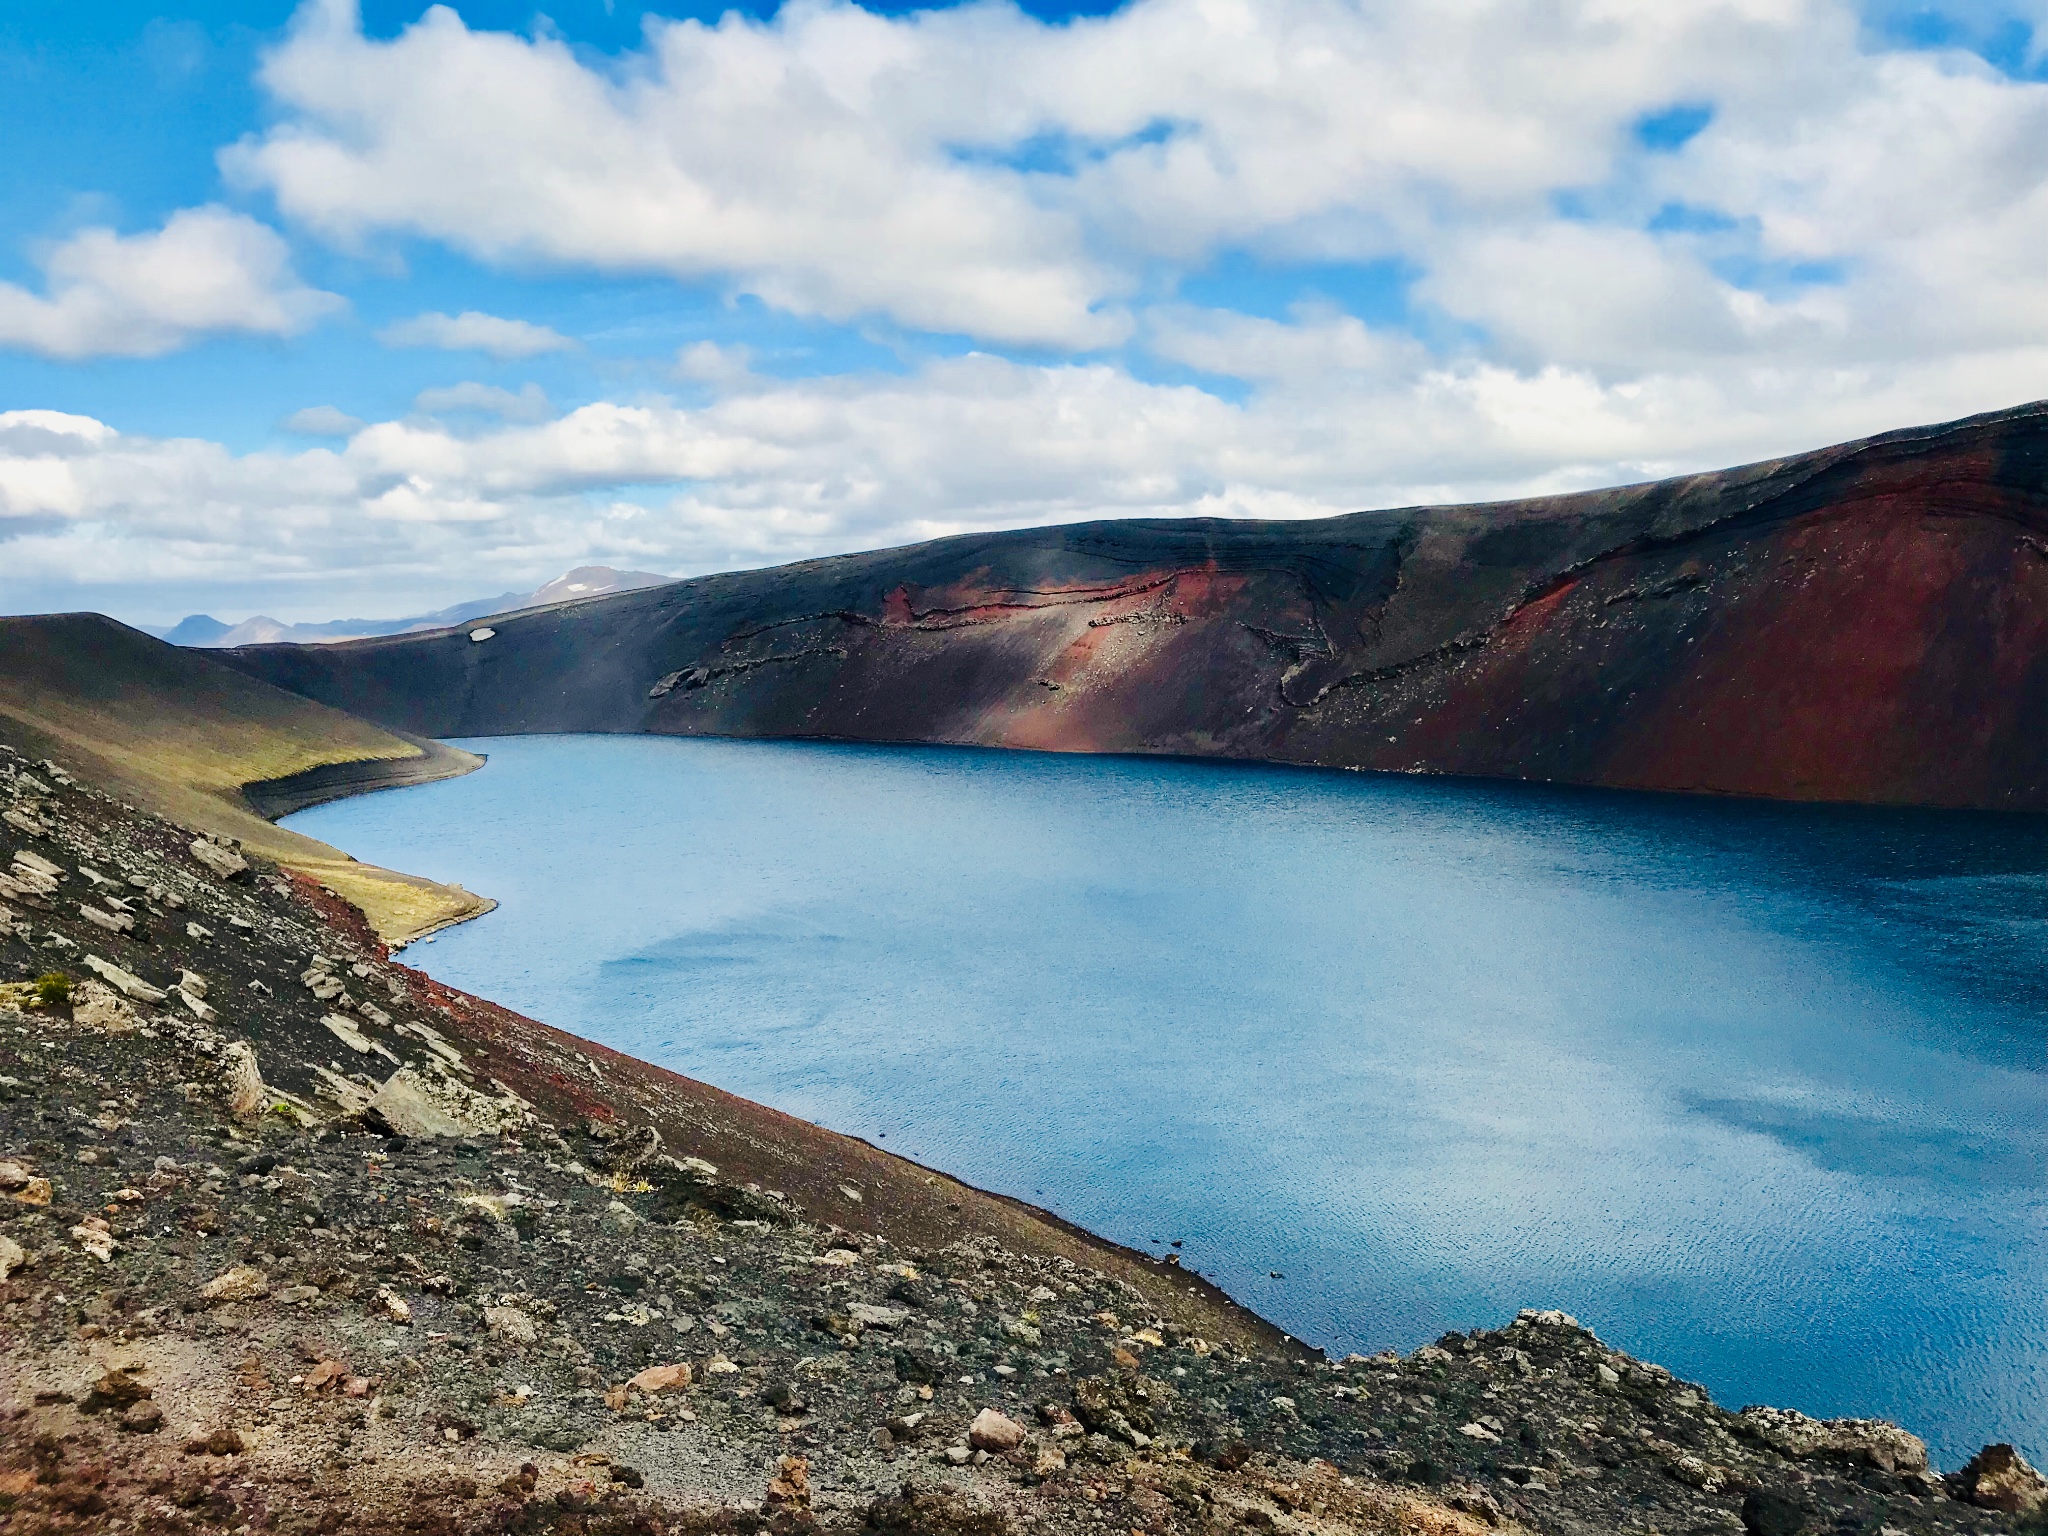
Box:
152;566;672;648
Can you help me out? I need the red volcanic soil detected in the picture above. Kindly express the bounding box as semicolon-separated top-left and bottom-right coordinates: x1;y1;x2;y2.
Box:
222;401;2048;811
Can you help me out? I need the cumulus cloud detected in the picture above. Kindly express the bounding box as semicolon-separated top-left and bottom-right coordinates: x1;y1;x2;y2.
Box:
377;309;575;358
0;206;341;360
227;0;1123;348
217;0;2048;389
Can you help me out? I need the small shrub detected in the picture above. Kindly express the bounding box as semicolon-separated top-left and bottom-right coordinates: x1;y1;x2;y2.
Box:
31;973;72;1009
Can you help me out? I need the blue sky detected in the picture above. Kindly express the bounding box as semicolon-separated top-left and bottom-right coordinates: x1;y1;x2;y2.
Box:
3;0;2047;625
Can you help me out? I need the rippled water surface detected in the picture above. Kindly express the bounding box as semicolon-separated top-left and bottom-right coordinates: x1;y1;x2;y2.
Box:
287;735;2048;1463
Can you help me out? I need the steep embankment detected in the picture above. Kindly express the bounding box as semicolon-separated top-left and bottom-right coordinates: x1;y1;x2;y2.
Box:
0;613;488;942
222;401;2048;812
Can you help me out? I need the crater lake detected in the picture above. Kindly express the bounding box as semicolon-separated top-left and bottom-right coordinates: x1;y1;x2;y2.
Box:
285;734;2048;1464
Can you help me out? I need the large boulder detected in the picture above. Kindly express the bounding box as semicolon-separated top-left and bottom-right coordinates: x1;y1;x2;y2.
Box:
1949;1445;2048;1515
188;838;249;881
80;955;165;1004
1736;1406;1928;1475
967;1409;1024;1453
369;1066;526;1138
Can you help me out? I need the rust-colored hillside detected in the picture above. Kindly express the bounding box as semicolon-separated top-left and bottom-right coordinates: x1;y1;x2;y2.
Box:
223;401;2048;811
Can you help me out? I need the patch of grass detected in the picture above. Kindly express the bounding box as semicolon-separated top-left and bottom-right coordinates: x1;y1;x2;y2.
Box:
31;972;71;1009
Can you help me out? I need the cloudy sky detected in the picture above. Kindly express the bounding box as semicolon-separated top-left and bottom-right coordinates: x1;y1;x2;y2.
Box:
3;0;2048;625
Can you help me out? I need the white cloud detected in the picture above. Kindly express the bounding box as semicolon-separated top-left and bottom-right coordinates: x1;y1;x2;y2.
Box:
219;0;2048;386
412;381;553;421
6;333;2045;615
1147;305;1420;386
0;206;341;360
281;405;364;436
675;341;754;386
377;309;575;358
227;0;1123;348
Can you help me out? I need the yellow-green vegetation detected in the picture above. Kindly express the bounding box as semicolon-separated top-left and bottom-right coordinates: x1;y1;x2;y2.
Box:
0;973;69;1012
0;613;487;944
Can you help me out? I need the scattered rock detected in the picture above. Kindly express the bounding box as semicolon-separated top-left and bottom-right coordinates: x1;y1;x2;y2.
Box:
849;1302;909;1330
80;903;135;935
765;1455;810;1510
188;838;249;881
81;1366;152;1413
1737;1406;1929;1474
967;1408;1025;1453
372;1285;413;1324
369;1065;524;1137
595;1120;661;1173
70;978;139;1032
303;1359;351;1393
3;807;52;838
198;1265;270;1306
484;1305;539;1345
119;1400;164;1434
80;953;166;1003
220;1040;268;1119
70;1218;117;1261
627;1363;692;1395
322;1012;394;1060
182;1427;246;1457
864;1489;1005;1536
1071;1374;1160;1444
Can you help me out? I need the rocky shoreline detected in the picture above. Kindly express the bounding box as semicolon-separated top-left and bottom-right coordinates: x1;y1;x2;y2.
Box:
0;741;2042;1536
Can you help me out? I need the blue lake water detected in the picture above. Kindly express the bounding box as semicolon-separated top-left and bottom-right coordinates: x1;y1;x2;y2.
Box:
285;734;2048;1465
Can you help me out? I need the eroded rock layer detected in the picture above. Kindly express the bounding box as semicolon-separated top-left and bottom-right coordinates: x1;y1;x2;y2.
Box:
224;402;2048;811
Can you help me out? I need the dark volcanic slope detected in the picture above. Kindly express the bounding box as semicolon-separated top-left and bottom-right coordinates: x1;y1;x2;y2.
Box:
224;402;2048;811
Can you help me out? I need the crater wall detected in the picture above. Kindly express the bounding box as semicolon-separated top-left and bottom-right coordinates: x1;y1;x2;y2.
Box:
221;401;2048;812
